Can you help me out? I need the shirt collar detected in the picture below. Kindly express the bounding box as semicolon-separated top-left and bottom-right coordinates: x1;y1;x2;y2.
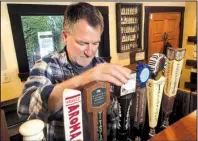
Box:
60;46;97;74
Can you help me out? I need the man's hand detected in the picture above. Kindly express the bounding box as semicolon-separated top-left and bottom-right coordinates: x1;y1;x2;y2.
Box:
83;63;132;86
48;63;131;113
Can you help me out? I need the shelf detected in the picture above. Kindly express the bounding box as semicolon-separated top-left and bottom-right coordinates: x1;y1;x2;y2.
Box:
116;3;142;53
121;14;139;16
121;40;137;43
121;31;140;34
121;22;138;25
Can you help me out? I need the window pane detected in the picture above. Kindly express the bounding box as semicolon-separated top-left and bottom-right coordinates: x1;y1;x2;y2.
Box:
21;15;64;69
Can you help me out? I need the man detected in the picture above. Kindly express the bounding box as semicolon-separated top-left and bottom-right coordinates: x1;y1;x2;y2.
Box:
17;2;131;141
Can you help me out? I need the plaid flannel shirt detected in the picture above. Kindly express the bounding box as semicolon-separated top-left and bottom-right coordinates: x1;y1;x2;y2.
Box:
17;47;118;141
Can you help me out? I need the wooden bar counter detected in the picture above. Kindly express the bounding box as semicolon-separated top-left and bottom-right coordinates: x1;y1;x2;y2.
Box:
150;110;197;141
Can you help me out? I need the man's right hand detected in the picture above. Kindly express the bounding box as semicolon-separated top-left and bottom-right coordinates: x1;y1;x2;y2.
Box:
82;63;132;86
48;63;132;113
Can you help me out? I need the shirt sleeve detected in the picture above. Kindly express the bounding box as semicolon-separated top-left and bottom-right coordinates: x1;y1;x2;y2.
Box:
17;60;55;121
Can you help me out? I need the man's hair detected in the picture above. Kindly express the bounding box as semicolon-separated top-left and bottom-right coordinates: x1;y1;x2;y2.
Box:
63;2;104;33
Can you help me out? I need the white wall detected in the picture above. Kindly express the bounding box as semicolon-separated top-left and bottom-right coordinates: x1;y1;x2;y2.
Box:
1;2;185;101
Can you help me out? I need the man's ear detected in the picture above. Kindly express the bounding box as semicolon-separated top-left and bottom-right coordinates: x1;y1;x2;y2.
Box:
62;30;69;45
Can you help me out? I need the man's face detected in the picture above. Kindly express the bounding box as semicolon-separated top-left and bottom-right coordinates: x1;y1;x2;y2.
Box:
62;19;101;67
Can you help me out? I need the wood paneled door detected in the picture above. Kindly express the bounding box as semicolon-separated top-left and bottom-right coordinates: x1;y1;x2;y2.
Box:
148;12;181;59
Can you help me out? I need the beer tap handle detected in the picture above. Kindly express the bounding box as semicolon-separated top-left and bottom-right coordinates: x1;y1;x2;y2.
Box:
161;115;169;129
149;127;156;138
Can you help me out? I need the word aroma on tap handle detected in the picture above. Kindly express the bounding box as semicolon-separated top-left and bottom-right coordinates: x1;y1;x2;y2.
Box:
63;89;84;141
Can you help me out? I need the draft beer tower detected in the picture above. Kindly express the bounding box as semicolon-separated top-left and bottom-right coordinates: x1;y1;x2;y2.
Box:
162;47;186;128
113;72;137;141
147;53;167;137
83;81;110;141
63;82;111;141
134;62;150;141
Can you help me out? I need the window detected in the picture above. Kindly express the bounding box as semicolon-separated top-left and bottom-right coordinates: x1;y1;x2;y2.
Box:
8;4;110;81
21;15;64;68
